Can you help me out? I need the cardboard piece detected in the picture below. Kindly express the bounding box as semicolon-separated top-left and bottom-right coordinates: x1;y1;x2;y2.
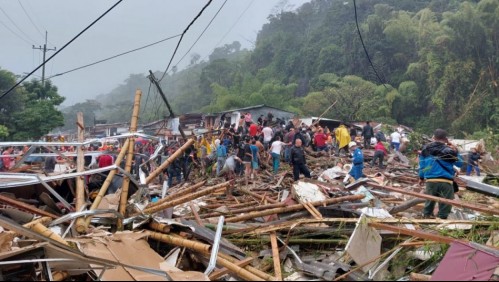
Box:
345;215;382;272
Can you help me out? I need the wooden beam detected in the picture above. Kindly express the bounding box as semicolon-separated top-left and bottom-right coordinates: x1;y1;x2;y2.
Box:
208;257;254;280
270;232;282;280
368;222;456;244
368;182;499;216
0;195;57;219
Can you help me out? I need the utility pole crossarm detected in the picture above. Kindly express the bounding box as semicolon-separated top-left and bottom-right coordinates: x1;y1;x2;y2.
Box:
32;31;56;86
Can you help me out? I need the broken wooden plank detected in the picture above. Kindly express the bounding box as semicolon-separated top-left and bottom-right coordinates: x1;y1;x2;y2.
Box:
270;231;282;280
368;182;499;215
208;257;254;280
143;181;232;214
368;222;456;244
0;194;58;219
146;181;207;209
225;194;364;223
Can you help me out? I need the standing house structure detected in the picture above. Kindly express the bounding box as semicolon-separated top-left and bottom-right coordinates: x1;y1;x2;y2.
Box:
204;105;297;129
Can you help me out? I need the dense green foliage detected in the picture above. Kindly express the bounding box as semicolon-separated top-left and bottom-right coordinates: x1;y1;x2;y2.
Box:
84;0;498;138
0;69;65;141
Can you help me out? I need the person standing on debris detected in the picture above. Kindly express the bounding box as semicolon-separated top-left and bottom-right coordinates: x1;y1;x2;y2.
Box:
249;122;258;138
335;122;351;156
348;141;364;180
290;139;311;181
242;137;253;185
262;124;273;151
390;130;401;152
419;129;463;219
466;147;481;176
215;139;227;176
269;136;290;175
250;139;260;178
371;139;388;169
314;127;329;152
362;121;374;149
375;129;386;142
349;124;357;141
244;112;252;128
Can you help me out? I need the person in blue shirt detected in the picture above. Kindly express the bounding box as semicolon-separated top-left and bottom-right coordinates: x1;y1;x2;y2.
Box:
419;129;463;219
348;141;364;180
250;138;260;179
466;147;481;176
215;139;227;176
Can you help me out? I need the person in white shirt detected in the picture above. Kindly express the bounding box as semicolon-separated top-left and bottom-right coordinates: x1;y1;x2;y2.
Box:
268;136;290;174
390;131;401;151
262;126;273;150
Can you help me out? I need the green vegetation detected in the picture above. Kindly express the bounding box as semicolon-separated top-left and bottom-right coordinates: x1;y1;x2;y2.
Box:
2;0;498;139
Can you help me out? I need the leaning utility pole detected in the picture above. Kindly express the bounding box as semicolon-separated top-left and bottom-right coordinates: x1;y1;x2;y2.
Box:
32;31;56;86
148;70;186;140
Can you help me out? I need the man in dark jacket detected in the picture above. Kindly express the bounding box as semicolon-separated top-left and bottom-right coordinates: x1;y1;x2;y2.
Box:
289;139;311;181
419;129;463;219
362;121;374;149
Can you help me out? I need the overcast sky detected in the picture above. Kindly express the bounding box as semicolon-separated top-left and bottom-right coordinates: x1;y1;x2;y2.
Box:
0;0;309;105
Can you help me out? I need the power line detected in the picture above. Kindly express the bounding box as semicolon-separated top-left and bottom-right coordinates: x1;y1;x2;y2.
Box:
18;0;45;41
353;0;388;89
0;4;36;44
159;0;214;82
0;0;124;101
48;33;181;79
174;0;228;67
23;0;54;45
0;18;32;45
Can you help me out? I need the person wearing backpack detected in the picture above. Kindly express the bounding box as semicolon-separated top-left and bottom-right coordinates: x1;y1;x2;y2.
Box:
418;129;463;219
215;139;227;176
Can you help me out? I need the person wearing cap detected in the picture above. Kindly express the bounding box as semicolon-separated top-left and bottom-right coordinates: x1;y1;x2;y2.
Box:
418;129;463;219
348;141;364;180
289;139;311;181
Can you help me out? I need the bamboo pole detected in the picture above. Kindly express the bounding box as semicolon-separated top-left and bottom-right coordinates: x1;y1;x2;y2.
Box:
149;221;171;233
368;222;456;244
197;202;288;219
145;180;207;209
269;232;282;280
118;89;142;230
209;257;254;280
75;112;86;231
218;253;276;281
240;189;278;204
145;138;195;184
79;138;130;232
0;195;58;219
367;182;499;215
29;223;69;246
146;231;265;281
23;217;52;229
225;194;365;223
142;181;231;214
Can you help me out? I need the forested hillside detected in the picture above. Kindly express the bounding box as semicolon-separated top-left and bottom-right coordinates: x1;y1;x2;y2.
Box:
75;0;498;138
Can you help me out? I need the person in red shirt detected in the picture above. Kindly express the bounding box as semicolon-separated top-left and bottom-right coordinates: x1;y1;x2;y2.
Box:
249;122;258;137
98;154;113;168
314;128;329;152
371;139;388;169
1;146;14;171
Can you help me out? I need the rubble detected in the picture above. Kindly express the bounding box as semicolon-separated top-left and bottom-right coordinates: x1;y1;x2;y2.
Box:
1;90;498;281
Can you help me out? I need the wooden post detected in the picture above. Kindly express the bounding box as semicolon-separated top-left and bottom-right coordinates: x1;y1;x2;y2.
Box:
270;232;282;280
79;138;129;232
75;112;86;231
367;182;499;216
145;138;195;184
118;89;142;229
